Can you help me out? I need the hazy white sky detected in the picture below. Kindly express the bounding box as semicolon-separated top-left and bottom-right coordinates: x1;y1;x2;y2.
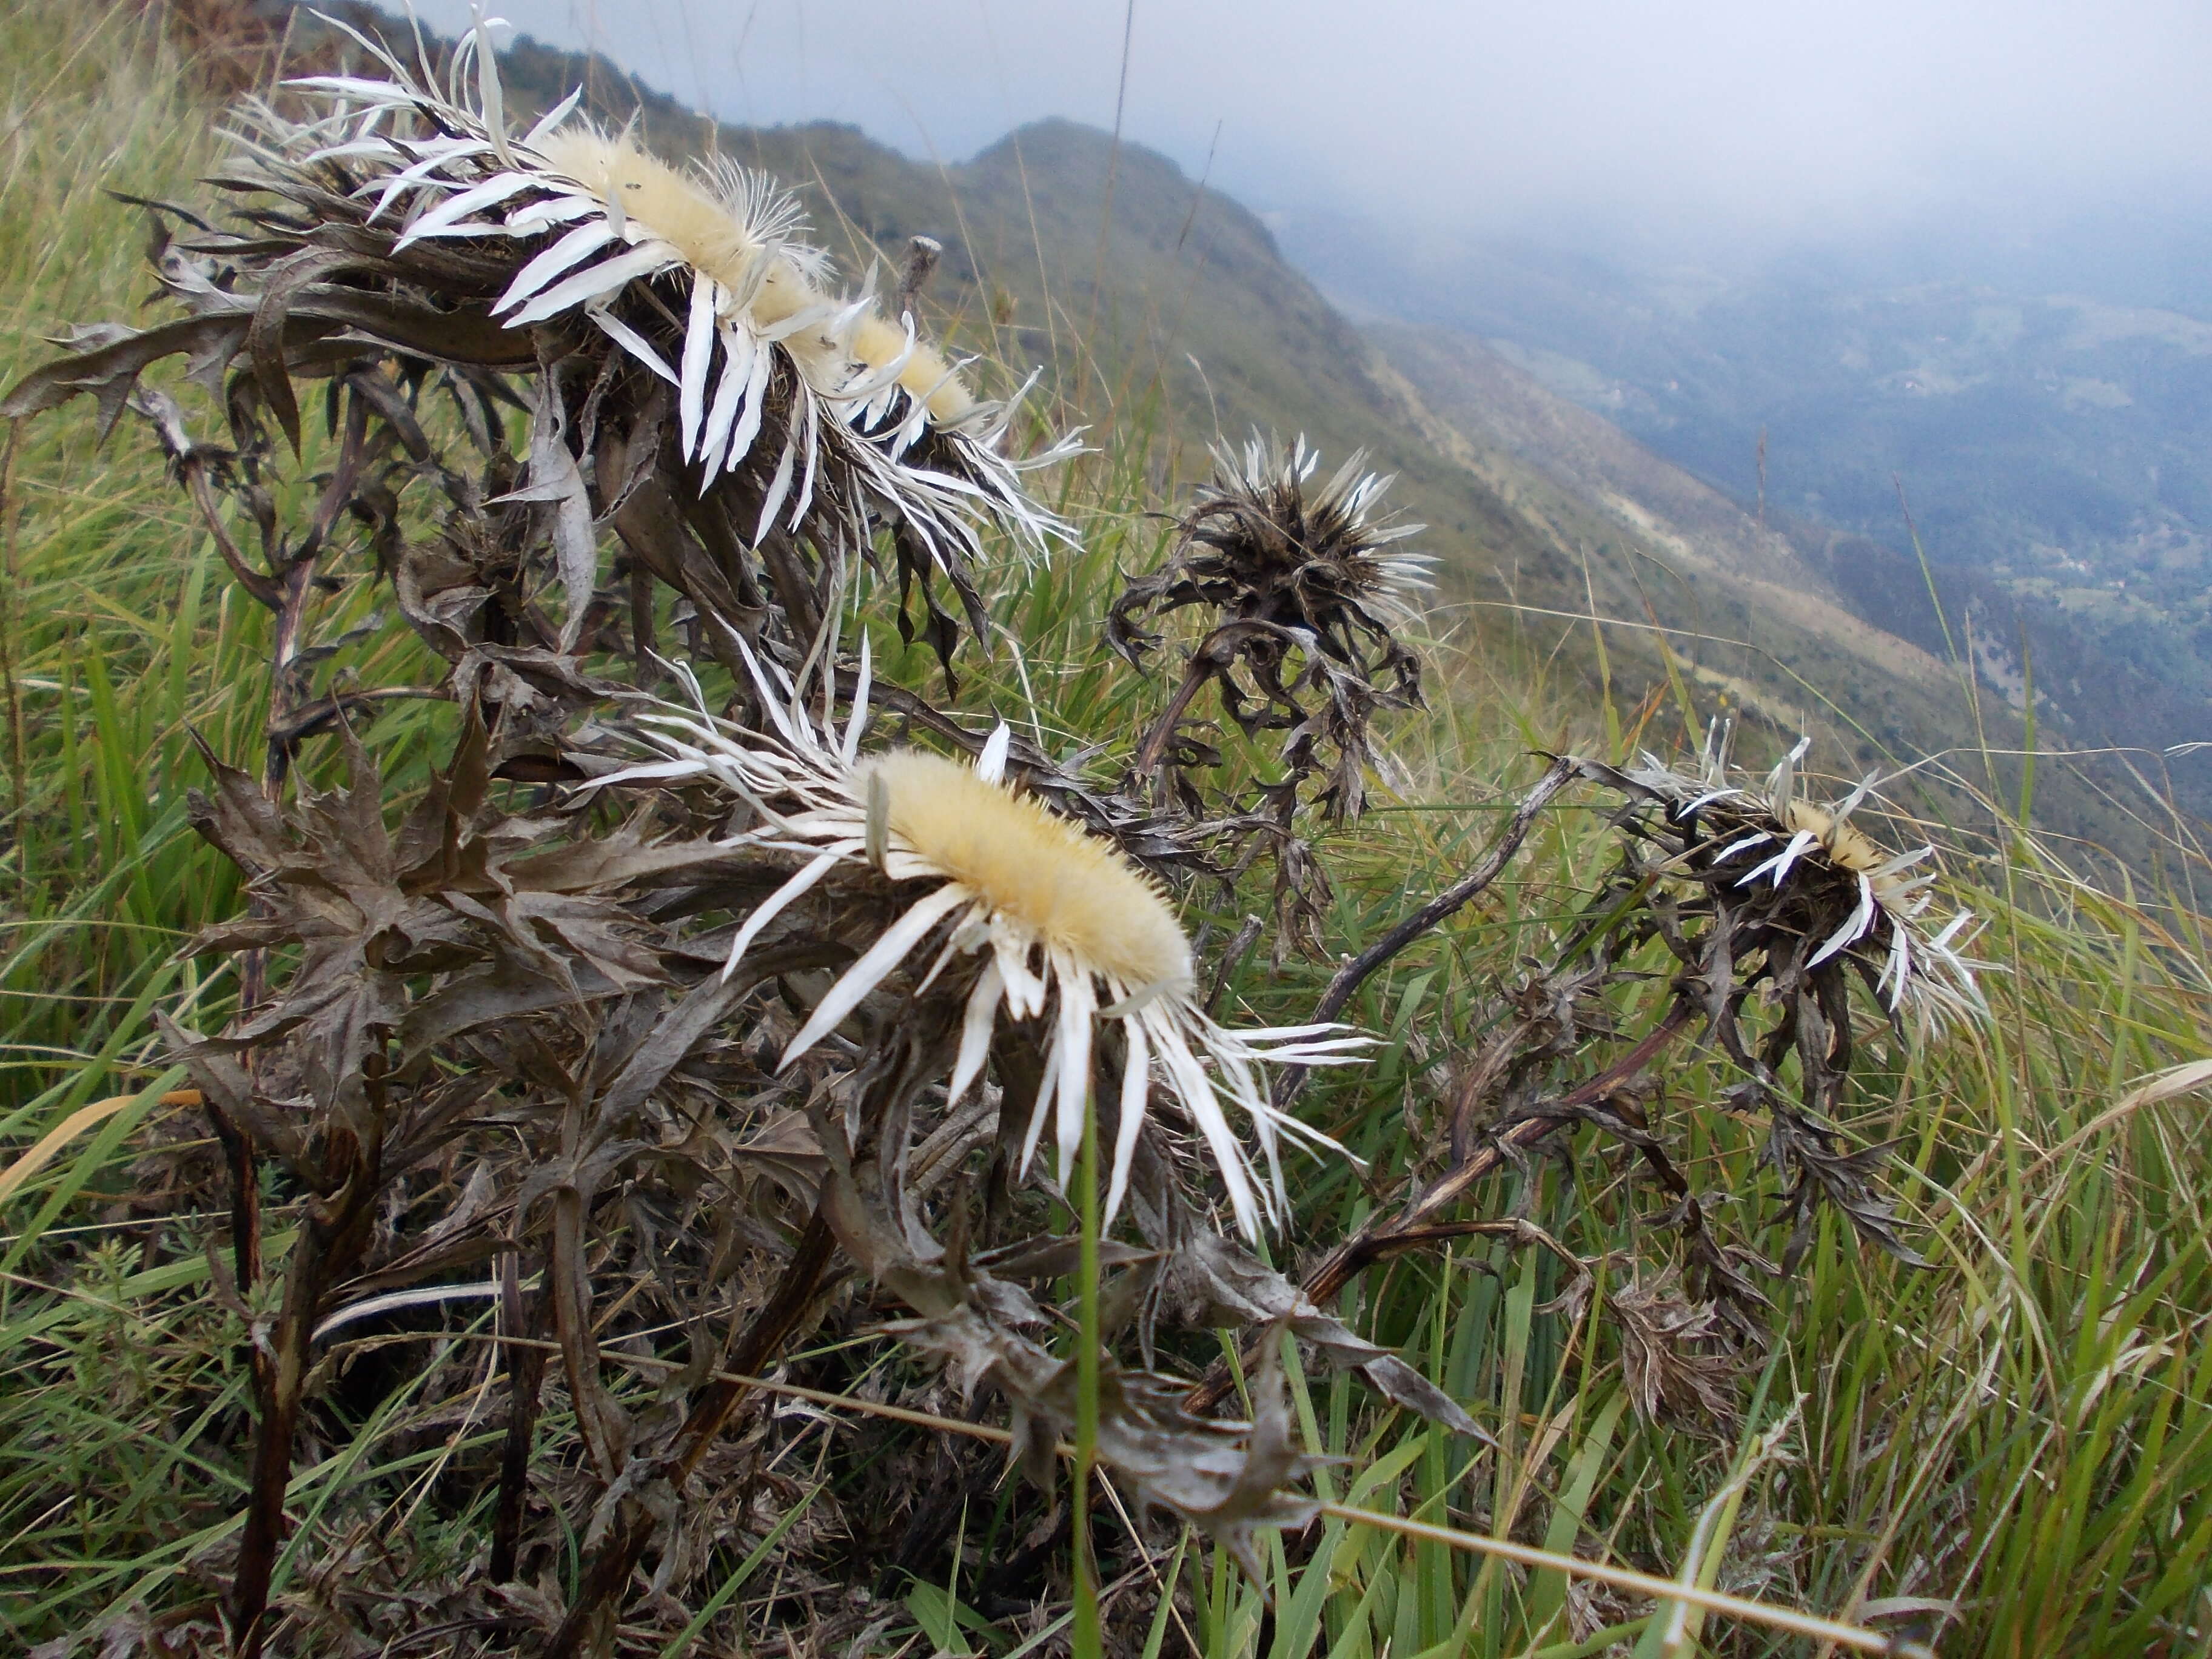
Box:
409;1;2212;247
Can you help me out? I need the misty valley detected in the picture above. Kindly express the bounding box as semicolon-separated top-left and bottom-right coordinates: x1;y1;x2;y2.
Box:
1287;218;2212;809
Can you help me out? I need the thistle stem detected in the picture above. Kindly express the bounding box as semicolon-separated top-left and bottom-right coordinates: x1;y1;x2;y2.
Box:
1270;754;1580;1112
1071;1094;1104;1659
1133;657;1213;777
1186;999;1698;1417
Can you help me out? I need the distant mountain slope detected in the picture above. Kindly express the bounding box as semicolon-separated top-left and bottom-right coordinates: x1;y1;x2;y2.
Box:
1367;321;1966;726
295;6;2160;853
1369;323;1826;596
1283;212;2212;819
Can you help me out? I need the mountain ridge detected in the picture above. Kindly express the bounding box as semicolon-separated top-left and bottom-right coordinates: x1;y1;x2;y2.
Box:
284;4;2144;854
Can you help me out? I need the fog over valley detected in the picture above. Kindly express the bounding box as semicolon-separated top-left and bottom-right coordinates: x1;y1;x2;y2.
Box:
412;1;2212;255
411;0;2212;788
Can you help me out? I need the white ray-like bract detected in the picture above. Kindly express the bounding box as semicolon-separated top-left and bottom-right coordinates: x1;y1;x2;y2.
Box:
1621;727;1985;1030
598;642;1369;1239
236;7;1077;566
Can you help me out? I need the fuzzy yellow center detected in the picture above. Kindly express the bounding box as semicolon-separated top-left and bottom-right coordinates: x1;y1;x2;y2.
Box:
1783;800;1888;877
857;749;1193;991
535;130;796;315
849;314;976;423
532;131;975;421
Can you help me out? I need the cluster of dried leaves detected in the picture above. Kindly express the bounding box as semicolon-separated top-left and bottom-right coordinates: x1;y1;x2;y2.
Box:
6;21;1977;1658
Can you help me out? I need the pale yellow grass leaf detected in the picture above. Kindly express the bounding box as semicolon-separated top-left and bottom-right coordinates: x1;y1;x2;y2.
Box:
0;1088;201;1204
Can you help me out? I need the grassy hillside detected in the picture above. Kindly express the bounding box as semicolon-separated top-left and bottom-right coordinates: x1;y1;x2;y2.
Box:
2;5;2211;1657
476;36;2180;873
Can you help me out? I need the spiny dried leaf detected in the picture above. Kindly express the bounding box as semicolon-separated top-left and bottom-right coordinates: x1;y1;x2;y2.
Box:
1160;1233;1484;1440
1612;1271;1742;1429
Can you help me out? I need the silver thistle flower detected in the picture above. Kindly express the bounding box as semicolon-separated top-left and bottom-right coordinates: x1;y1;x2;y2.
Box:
232;10;1075;577
599;642;1368;1238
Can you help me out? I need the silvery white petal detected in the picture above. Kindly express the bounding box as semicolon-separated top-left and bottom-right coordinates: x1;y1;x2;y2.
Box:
721;335;774;474
976;721;1011;786
721;850;842;980
779;883;970;1067
1737;830;1818;888
946;959;1006;1107
394;170;538;249
1879;927;1912;1007
1154;1011;1267;1236
841;629;873;768
360;139;492;217
1871;845;1935;880
1097;977;1183;1020
521;87;584;149
697;324;756;478
504;242;675;326
755;424;801;543
1711;830;1775;863
1051;951;1096;1185
991;915;1050;1021
504;193;602;233
494;220;617;315
1018;1036;1062;1179
585;305;678;384
1104;1014;1151;1225
284;72;426;102
789;394;822;531
1928;911;1976;951
1808;874;1878;968
679;272;718;460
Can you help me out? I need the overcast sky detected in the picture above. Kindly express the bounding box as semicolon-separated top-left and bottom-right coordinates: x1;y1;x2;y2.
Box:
409;1;2212;256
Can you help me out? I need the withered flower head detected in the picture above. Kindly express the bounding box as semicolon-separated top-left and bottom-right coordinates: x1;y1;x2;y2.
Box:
236;15;1074;566
1113;432;1432;675
602;643;1368;1238
1612;731;1984;1030
1114;434;1433;822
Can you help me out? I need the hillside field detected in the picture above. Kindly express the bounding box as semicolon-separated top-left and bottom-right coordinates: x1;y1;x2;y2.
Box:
3;6;2211;1657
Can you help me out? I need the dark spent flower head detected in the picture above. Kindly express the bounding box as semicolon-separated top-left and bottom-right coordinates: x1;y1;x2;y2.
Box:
1602;728;1984;1032
1115;435;1435;830
1111;433;1433;674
